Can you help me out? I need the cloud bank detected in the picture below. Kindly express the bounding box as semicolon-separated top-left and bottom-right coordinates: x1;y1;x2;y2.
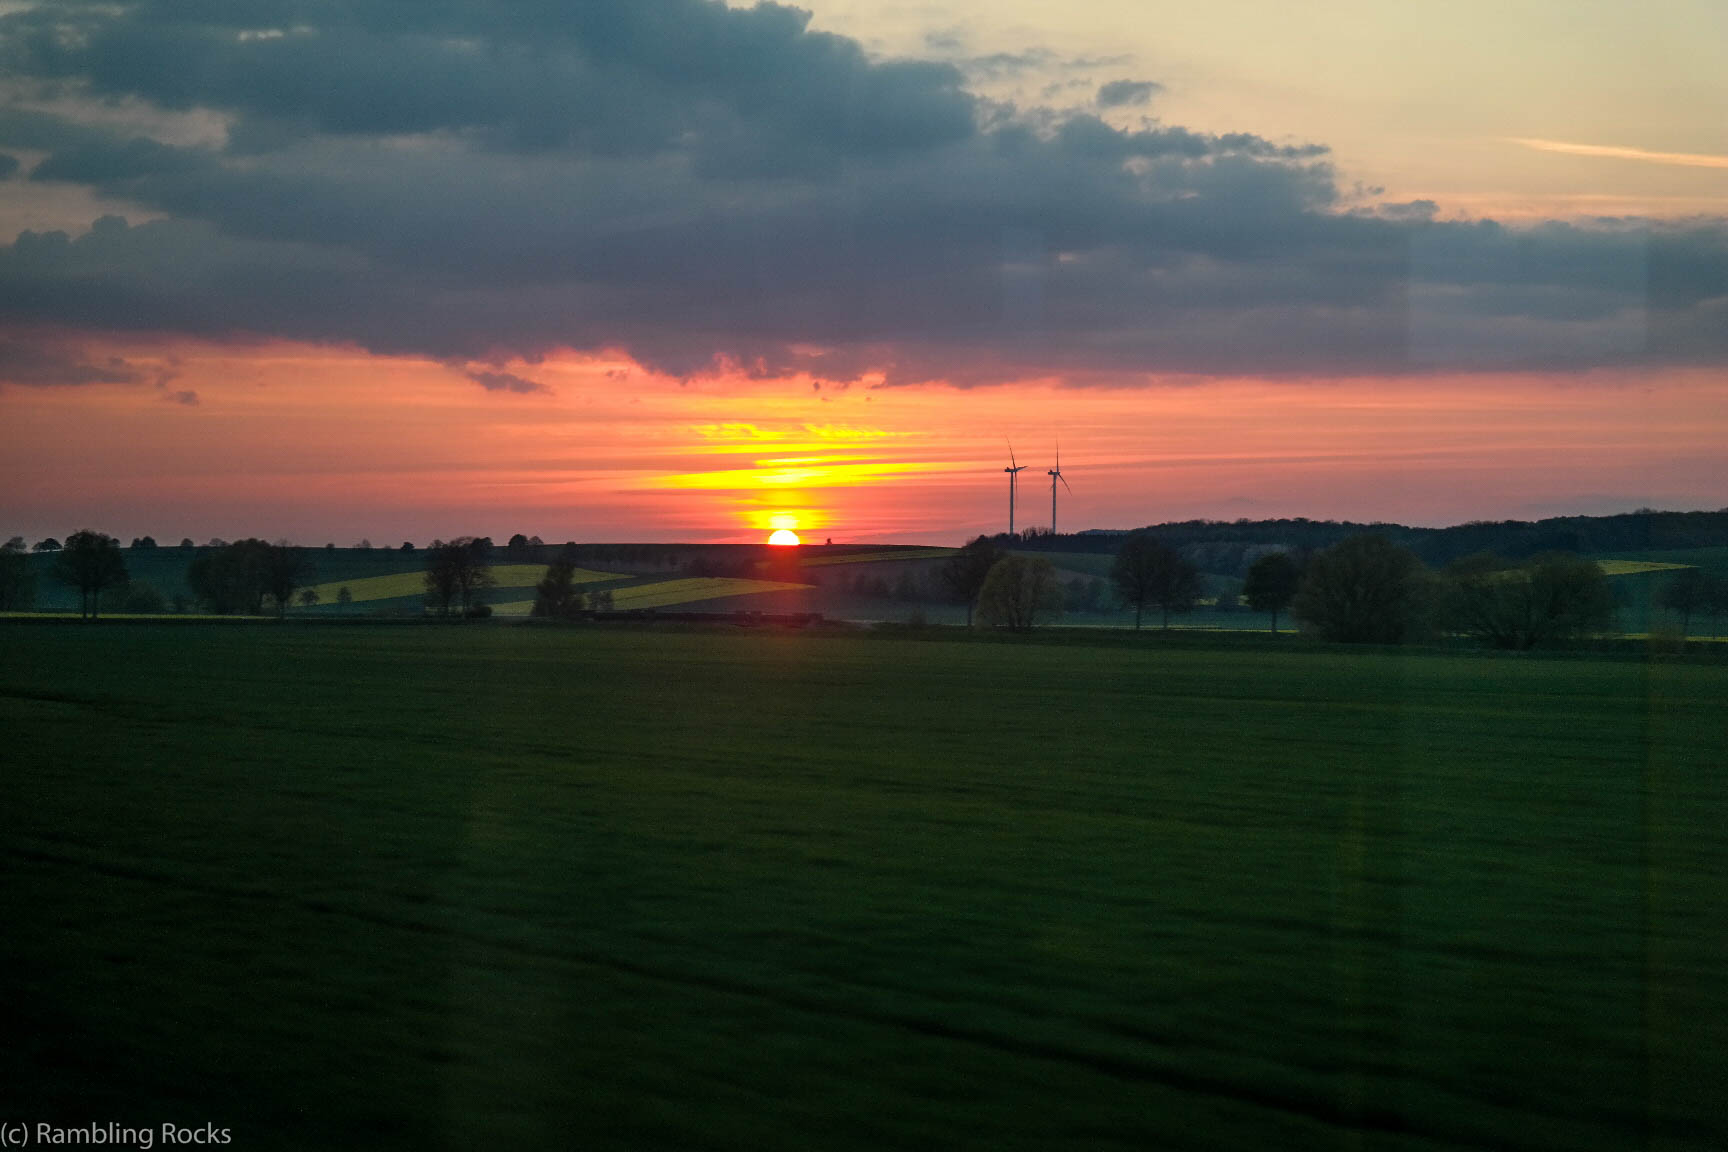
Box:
0;0;1724;389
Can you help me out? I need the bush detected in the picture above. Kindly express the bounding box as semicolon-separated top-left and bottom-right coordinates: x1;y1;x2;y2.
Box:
1291;534;1432;644
1443;552;1615;649
976;556;1063;631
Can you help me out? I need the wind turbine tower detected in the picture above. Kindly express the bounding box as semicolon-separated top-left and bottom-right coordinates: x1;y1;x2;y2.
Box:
1048;444;1070;535
1004;445;1027;536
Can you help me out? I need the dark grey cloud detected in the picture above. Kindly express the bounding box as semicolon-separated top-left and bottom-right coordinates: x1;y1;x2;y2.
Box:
0;0;1724;387
1097;79;1161;107
466;369;549;395
0;335;143;386
0;154;17;180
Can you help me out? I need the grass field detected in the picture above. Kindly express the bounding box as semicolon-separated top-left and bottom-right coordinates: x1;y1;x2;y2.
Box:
3;626;1726;1150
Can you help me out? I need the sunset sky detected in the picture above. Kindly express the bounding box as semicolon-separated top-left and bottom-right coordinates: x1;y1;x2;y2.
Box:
2;0;1724;544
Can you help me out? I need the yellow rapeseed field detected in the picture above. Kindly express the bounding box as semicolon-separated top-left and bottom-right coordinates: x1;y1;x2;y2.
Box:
798;549;953;568
307;564;618;604
494;576;810;615
1596;559;1695;576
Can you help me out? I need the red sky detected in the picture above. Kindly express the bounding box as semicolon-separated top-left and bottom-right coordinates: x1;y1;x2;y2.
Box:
4;338;1722;545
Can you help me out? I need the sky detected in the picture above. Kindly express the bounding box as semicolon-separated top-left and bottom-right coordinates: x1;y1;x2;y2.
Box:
0;0;1724;545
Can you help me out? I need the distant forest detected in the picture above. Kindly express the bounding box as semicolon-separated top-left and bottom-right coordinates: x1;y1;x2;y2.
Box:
1008;509;1728;577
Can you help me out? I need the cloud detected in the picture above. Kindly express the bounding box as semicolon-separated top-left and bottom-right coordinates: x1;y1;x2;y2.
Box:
1096;80;1161;108
165;388;199;405
0;0;1721;387
0;154;17;180
0;337;143;386
1509;137;1728;170
465;369;549;394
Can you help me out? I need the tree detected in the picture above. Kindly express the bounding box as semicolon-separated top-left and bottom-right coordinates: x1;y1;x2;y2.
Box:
1443;552;1615;649
530;549;584;618
34;537;61;553
424;538;494;617
975;555;1063;631
298;588;321;611
399;541;414;553
0;537;35;611
1660;567;1710;636
129;536;158;550
336;586;353;610
187;538;274;614
117;581;167;614
938;536;1004;626
1291;534;1431;644
53;530;128;619
261;543;314;619
1706;573;1728;639
1111;533;1201;630
179;538;195;551
1243;551;1301;635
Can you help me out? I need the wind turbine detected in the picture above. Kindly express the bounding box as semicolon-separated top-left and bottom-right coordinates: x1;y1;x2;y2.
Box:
1047;442;1070;535
1004;443;1027;536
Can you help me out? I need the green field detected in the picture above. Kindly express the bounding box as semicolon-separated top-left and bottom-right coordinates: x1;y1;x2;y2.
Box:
3;625;1725;1150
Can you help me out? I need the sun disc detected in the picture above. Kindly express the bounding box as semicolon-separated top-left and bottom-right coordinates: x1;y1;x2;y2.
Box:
767;529;802;546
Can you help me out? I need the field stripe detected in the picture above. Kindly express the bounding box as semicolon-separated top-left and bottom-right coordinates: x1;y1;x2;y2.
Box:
305;564;621;604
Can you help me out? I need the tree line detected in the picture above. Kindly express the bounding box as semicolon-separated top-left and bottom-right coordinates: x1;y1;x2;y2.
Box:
1001;509;1728;573
937;531;1727;647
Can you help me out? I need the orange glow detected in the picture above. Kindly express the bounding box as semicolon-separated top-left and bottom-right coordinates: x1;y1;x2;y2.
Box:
767;529;802;546
3;337;1726;544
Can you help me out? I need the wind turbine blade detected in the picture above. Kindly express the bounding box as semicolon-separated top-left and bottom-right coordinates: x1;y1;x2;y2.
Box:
1060;473;1072;494
1007;438;1017;469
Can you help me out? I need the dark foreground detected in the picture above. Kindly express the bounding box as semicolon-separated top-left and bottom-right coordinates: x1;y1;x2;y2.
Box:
2;625;1725;1150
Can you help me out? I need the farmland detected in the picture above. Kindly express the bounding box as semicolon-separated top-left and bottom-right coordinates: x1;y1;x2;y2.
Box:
3;624;1725;1150
305;563;622;605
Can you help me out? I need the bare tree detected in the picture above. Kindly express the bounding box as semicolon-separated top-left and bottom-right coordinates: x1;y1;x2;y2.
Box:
425;538;495;617
938;536;1003;626
1111;534;1200;630
976;555;1063;631
1443;552;1613;649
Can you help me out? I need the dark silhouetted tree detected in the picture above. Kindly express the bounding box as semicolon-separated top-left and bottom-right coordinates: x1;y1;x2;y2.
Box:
188;539;273;614
337;586;353;610
939;536;1004;626
178;538;195;551
34;537;61;553
1111;534;1201;630
1243;551;1301;634
1444;552;1614;648
298;588;320;611
425;538;494;617
976;555;1063;631
530;549;584;618
1292;534;1432;643
129;536;157;550
118;581;167;614
54;530;128;619
0;537;35;610
261;543;314;618
1660;567;1709;636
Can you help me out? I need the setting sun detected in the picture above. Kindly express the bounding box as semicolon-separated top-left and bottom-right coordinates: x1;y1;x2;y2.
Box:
767;529;802;546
